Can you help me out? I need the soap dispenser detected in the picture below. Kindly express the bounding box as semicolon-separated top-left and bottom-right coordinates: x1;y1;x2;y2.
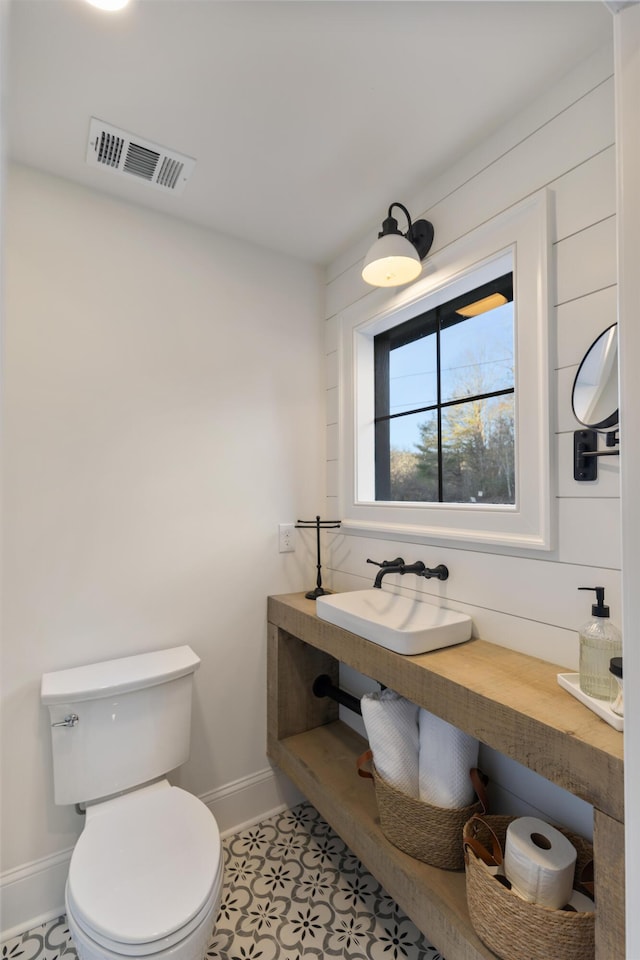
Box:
578;586;622;701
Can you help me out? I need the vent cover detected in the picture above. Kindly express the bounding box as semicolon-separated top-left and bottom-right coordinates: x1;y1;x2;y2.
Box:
86;118;196;195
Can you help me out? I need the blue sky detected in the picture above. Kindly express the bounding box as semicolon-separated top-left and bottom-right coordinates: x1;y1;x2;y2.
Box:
387;302;514;450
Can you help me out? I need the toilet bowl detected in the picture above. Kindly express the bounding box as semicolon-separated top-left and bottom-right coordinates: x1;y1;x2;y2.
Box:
64;781;223;960
41;646;224;960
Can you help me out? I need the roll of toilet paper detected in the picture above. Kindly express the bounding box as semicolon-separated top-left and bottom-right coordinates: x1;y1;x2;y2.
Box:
503;817;577;909
361;689;419;797
567;890;595;913
418;708;479;808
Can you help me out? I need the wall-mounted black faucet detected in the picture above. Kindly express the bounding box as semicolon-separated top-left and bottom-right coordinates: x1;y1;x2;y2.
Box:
366;557;449;589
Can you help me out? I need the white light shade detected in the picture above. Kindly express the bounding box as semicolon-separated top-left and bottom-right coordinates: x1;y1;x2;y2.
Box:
362;233;422;287
85;0;130;10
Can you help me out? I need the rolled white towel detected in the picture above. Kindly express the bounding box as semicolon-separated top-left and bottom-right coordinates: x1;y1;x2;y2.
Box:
418;708;479;808
361;689;420;797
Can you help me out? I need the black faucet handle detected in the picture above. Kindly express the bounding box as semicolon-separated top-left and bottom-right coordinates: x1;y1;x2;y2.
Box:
422;564;449;581
366;557;405;568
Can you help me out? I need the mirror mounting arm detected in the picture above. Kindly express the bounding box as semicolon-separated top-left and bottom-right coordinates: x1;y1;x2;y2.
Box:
573;428;620;482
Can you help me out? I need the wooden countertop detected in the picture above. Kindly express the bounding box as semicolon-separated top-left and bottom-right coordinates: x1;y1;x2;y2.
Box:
268;592;624;822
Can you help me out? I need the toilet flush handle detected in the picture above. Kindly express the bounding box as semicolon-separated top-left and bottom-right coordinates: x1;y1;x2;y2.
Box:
51;713;79;728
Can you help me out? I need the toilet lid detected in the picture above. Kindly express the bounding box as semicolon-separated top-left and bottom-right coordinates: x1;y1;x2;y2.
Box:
68;785;221;945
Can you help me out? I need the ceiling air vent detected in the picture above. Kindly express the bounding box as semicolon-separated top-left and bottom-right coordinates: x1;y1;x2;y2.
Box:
86;118;196;196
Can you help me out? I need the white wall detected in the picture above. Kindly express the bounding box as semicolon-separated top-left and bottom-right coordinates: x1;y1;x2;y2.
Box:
0;165;322;934
322;45;618;835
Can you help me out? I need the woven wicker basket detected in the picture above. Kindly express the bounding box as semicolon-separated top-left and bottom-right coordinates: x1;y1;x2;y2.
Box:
357;749;487;870
463;814;595;960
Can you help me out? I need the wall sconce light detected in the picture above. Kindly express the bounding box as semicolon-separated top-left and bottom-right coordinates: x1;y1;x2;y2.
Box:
362;202;434;288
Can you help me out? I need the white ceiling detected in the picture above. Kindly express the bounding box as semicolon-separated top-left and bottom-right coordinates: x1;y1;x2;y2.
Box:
7;0;613;265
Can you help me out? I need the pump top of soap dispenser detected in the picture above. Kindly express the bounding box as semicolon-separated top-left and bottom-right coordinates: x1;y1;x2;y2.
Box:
579;586;609;617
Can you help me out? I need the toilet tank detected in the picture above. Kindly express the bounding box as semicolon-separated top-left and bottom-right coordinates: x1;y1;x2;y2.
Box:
41;646;200;806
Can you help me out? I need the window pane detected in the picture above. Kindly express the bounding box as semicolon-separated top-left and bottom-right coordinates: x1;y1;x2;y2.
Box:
374;269;516;506
441;395;515;504
389;334;438;415
388;410;438;502
440;302;514;404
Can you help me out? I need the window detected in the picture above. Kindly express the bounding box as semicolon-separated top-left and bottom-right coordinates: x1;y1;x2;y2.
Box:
374;273;515;504
337;191;552;550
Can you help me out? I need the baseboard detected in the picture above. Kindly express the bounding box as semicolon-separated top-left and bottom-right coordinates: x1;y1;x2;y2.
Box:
200;765;304;837
0;766;304;942
0;848;73;943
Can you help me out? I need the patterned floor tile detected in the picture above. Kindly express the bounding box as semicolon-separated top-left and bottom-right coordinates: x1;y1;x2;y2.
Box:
1;918;76;960
1;802;445;960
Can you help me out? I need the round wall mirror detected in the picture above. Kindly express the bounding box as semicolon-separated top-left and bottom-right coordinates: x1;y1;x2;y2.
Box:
572;323;618;430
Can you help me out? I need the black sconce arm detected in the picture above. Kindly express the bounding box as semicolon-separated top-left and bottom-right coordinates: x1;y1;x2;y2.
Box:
380;203;434;261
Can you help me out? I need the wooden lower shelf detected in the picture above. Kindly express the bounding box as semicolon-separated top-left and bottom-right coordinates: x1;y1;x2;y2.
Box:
268;719;497;960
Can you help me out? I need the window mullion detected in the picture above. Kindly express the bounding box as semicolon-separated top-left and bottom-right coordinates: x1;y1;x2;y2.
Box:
436;307;443;502
374;336;391;500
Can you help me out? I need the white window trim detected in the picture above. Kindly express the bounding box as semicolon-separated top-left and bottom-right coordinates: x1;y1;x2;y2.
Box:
337;190;553;551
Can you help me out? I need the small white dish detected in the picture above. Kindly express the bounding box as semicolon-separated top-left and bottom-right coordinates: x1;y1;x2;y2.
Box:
557;673;623;731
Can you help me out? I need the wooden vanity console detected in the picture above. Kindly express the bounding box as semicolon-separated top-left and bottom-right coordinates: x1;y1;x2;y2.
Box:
267;592;625;960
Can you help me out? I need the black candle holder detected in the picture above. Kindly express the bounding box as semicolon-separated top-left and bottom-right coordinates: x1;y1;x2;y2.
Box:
295;515;342;599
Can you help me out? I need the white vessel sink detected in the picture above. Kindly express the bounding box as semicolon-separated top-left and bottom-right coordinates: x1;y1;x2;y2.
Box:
316;589;472;655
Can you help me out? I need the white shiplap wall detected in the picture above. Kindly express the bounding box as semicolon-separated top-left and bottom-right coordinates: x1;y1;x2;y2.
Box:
320;45;618;836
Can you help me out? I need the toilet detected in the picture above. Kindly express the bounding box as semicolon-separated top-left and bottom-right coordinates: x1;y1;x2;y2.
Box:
41;646;223;960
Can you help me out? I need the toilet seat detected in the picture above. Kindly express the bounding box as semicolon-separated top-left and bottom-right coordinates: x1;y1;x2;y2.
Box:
66;867;222;959
66;782;222;953
65;888;220;960
67;855;223;957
